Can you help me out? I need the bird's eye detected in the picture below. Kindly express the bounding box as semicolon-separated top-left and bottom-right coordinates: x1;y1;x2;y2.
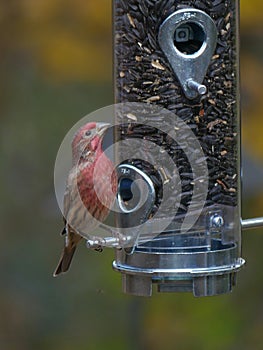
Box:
85;130;92;137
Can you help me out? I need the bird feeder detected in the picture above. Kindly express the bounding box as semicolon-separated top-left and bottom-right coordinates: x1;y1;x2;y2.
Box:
107;0;263;297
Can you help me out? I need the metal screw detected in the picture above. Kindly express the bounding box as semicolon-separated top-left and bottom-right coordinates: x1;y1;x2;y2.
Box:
187;79;207;95
210;214;224;228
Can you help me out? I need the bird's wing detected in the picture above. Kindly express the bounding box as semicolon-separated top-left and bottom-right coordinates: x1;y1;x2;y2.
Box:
63;166;78;219
62;165;80;236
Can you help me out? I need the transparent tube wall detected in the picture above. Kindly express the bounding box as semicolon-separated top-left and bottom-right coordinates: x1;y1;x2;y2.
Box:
113;0;243;296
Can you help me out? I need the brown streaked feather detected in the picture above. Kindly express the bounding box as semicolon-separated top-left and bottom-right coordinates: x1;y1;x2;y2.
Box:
53;245;77;276
53;225;82;276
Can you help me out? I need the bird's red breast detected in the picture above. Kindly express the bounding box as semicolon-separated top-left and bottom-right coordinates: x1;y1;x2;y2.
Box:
77;149;117;223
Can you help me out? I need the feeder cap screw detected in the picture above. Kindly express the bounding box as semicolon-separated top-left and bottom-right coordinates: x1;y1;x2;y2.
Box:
210;214;224;228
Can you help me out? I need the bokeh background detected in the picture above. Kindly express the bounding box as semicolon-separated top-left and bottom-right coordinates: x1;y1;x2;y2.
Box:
1;1;263;349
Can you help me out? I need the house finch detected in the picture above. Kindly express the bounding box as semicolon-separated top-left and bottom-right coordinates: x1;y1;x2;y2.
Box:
53;122;117;276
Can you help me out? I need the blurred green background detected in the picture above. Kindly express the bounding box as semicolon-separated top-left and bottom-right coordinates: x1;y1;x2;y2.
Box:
1;1;263;349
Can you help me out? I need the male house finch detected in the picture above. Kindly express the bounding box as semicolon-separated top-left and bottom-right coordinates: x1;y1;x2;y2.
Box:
53;122;117;276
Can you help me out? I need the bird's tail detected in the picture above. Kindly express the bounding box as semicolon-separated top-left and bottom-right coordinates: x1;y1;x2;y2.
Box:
53;246;77;277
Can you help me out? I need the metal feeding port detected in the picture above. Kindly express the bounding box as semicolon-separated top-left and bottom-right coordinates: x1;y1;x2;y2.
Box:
117;164;156;219
158;8;217;99
111;1;262;297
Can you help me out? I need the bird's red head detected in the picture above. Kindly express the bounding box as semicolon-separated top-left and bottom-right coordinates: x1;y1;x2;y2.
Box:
71;122;110;165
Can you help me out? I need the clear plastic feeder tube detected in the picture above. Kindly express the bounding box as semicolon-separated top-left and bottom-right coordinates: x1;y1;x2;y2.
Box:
113;0;244;296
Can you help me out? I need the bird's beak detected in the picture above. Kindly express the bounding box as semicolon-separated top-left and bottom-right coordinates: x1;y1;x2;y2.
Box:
96;123;111;137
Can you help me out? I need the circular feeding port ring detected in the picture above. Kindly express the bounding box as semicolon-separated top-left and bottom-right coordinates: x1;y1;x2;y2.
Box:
118;177;141;213
116;164;156;215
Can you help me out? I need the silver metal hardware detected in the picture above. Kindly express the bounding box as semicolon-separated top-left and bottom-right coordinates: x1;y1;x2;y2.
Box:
210;214;224;229
158;8;217;99
113;238;245;297
116;164;156;218
242;217;263;230
187;79;207;96
86;235;133;249
115;163;156;247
